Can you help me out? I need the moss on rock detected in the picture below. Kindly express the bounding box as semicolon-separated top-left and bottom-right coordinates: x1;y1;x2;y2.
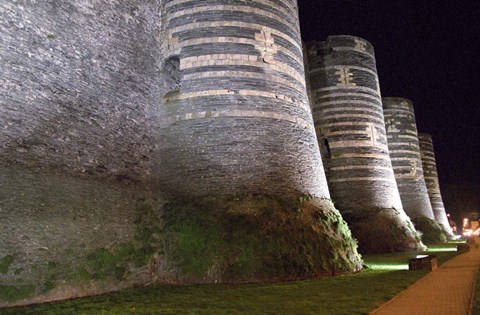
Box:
162;194;362;283
412;217;448;244
345;208;425;254
0;285;35;303
70;201;164;283
0;256;14;274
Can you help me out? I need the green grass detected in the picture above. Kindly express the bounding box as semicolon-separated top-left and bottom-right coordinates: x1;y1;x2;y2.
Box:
363;241;461;271
0;256;14;274
0;286;36;304
0;242;462;315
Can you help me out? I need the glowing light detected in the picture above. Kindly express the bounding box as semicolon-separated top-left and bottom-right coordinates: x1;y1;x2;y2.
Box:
366;263;409;271
426;247;457;252
416;255;428;259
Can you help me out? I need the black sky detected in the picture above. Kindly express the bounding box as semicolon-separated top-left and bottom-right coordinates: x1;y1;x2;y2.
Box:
298;1;480;207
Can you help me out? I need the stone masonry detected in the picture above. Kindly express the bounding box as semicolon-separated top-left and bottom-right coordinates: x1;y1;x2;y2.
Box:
158;0;330;198
1;0;453;306
383;98;435;220
0;0;364;306
0;0;163;305
419;133;454;234
306;36;421;252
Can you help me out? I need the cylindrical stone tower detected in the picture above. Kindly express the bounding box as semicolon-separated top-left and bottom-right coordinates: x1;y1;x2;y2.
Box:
159;0;328;198
306;36;422;253
419;133;454;235
383;98;435;220
157;1;362;280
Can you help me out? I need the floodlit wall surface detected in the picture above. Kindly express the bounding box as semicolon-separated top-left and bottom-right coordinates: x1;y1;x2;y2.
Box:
0;0;163;305
158;0;330;199
418;133;453;233
306;36;422;253
0;0;364;306
383;98;435;220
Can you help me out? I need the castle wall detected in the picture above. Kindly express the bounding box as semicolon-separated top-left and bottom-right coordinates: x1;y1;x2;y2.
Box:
0;1;364;305
383;98;435;220
418;133;453;233
306;36;421;253
0;0;164;305
158;0;330;198
1;0;161;182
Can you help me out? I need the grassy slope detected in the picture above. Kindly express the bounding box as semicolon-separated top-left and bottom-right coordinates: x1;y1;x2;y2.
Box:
0;243;461;315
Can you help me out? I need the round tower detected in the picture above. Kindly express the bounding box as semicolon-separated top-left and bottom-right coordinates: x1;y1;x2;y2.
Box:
158;1;361;280
383;98;435;220
306;36;422;253
158;0;328;198
418;133;454;235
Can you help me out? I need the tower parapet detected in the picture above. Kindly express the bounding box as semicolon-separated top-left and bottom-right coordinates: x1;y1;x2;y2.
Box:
307;36;423;253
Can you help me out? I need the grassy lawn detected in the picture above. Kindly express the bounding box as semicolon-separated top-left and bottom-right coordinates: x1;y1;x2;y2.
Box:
0;242;461;315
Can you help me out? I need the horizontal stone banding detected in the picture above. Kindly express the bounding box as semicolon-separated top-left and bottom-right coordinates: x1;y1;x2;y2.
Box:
160;109;315;132
329;177;397;183
383;98;434;219
176;36;302;65
167;21;302;53
164;0;298;15
317;92;380;102
319;121;386;130
316;100;383;111
307;36;405;216
165;89;310;113
314;85;380;97
418;133;451;230
330;165;394;171
164;4;299;32
180;54;305;87
182;69;305;92
159;0;329;198
329;141;389;150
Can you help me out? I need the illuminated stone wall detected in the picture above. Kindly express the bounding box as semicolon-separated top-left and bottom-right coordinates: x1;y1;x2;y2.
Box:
158;0;330;198
383;98;435;220
0;0;363;306
0;0;163;306
306;36;422;252
418;133;453;234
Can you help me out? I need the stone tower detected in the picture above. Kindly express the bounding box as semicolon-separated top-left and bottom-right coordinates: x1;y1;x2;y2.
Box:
418;133;454;235
157;0;362;281
383;98;435;220
158;0;330;198
306;36;422;253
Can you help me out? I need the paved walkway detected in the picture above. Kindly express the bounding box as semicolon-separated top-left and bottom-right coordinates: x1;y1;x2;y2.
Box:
371;240;480;315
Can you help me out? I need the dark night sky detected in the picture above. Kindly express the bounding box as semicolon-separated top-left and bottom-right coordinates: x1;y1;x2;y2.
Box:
298;1;480;213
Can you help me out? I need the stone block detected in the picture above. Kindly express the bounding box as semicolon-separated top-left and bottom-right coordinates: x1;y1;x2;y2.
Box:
408;255;438;271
